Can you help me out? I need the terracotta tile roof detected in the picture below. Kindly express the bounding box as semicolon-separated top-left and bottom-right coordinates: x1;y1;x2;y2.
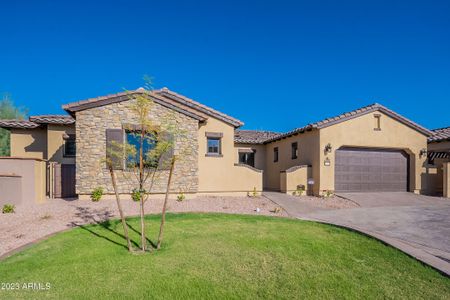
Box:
234;130;281;144
0;119;41;129
29;115;75;125
265;103;433;143
62;88;244;128
429;126;450;143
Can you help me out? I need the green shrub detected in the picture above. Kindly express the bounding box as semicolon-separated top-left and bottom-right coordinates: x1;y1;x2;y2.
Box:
2;204;15;214
176;193;186;202
90;187;104;202
131;188;145;202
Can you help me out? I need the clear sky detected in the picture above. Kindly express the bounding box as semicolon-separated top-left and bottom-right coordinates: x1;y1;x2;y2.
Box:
1;0;449;132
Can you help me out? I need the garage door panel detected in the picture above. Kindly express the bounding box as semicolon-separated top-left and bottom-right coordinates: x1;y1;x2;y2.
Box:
335;148;408;192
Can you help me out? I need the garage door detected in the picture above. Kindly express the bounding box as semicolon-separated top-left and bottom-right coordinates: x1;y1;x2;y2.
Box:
335;148;408;192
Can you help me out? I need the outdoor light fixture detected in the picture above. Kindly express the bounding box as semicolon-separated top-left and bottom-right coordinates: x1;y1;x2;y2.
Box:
324;157;331;166
324;143;332;153
420;148;428;157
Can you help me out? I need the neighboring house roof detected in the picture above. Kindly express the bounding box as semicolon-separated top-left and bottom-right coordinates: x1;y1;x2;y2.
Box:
428;126;450;143
0;119;41;129
62;88;244;128
29;115;75;125
265;103;433;143
234;130;281;144
0;115;75;129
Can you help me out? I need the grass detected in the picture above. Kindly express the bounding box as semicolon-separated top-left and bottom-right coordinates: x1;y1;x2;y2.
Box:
0;213;449;299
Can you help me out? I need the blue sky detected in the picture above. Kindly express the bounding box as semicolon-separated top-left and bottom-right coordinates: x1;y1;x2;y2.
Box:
0;0;449;132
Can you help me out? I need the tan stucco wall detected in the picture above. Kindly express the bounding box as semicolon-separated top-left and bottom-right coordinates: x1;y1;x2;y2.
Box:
10;128;47;159
47;124;76;164
198;118;263;193
264;130;320;191
0;158;46;203
319;111;428;194
444;162;450;198
280;165;311;194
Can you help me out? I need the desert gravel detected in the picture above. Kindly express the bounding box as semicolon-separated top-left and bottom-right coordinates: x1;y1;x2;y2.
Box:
0;196;287;258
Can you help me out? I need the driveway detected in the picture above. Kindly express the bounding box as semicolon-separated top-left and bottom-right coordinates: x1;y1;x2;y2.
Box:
263;191;450;276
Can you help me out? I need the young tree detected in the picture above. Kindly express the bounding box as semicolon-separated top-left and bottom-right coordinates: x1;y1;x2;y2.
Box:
106;83;178;252
157;155;176;250
0;94;27;156
105;152;133;252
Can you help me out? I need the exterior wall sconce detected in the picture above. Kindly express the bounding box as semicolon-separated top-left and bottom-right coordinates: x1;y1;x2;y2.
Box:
324;143;332;153
420;148;428;157
324;157;331;166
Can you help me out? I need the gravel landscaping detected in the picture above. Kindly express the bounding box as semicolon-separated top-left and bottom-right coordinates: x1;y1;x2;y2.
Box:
0;196;287;257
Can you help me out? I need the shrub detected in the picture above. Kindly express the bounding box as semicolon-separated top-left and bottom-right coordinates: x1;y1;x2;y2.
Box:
2;204;15;214
90;187;104;202
248;187;258;197
176;193;186;202
131;188;145;202
296;185;305;196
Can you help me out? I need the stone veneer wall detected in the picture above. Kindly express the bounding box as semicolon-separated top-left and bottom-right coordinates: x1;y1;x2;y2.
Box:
75;99;199;195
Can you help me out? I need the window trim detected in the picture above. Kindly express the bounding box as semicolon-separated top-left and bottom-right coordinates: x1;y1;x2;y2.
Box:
291;142;298;159
63;134;76;157
273;147;279;162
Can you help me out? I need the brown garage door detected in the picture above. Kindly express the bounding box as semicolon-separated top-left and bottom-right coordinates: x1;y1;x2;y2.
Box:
335;148;408;192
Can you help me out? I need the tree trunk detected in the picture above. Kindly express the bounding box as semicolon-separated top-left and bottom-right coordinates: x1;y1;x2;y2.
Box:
139;130;146;252
108;166;133;252
157;156;176;250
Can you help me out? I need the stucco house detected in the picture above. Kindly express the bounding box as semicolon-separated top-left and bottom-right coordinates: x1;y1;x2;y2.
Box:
0;87;448;201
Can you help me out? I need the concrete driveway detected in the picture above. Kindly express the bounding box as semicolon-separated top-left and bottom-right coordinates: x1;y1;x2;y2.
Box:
264;192;450;276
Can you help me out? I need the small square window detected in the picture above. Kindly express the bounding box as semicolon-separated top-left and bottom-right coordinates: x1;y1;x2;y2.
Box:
64;134;76;157
274;147;279;162
207;137;221;155
291;142;298;159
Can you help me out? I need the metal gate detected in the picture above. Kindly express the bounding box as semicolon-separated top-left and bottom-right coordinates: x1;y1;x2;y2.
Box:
52;164;76;198
335;148;408;192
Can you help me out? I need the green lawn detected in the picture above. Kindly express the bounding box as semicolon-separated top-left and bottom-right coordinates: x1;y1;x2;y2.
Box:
1;213;449;299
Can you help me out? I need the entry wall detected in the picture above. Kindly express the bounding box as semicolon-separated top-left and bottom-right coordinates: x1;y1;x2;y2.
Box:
0;157;46;203
280;165;311;194
264;130;320;191
319;111;428;195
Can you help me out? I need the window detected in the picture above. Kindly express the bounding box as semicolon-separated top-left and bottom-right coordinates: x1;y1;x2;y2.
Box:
63;134;76;157
374;114;381;130
239;150;255;167
291;142;298;159
125;131;157;167
273;147;279;162
205;132;223;156
207;137;221;155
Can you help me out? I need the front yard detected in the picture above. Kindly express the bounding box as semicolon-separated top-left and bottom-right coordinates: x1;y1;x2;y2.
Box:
1;213;449;299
